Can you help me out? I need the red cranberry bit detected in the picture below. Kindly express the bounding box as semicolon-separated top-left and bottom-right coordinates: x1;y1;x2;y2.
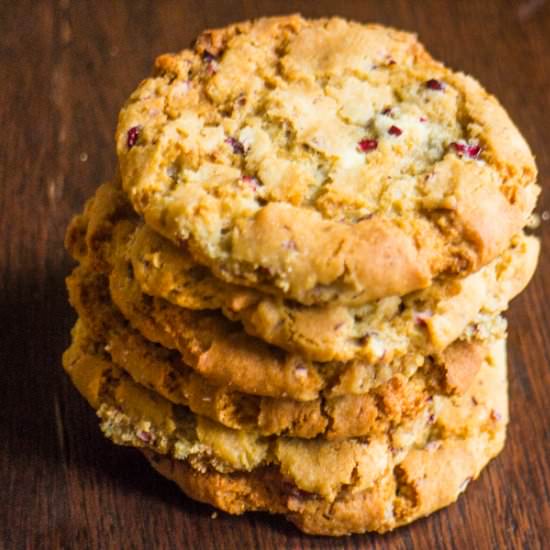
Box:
382;107;393;116
358;138;378;152
388;125;402;137
450;141;482;159
127;126;140;149
466;144;481;158
426;78;445;91
451;142;467;155
226;137;245;155
419;116;428;123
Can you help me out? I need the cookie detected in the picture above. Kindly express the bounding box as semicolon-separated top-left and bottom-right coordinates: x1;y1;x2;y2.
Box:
63;319;508;535
111;260;505;399
68;262;500;402
68;181;539;364
64;317;444;491
129;215;538;363
69;281;492;440
116;15;538;306
65;179;137;273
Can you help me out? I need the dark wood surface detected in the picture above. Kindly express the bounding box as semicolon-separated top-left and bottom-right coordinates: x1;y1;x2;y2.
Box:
2;1;549;548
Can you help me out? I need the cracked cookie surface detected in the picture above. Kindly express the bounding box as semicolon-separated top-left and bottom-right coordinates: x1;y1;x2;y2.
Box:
67;256;502;402
67;279;491;440
116;15;538;306
63;319;507;535
66;181;537;366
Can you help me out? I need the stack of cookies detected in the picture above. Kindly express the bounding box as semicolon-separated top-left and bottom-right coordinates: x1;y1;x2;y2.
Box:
63;16;540;535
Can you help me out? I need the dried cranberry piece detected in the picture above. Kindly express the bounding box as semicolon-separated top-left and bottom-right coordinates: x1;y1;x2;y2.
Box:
388;125;402;137
225;137;245;155
382;107;393;116
358;138;378;152
450;141;482;159
451;142;467;155
426;79;445;91
466;144;481;158
127;126;140;149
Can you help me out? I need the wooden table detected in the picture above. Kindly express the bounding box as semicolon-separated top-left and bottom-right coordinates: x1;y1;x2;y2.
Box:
2;1;549;548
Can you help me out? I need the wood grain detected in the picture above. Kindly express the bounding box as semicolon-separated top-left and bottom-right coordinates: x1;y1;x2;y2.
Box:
1;1;549;548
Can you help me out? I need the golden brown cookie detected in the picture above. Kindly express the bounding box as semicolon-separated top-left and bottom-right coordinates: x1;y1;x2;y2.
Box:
63;321;507;535
116;15;538;306
67;263;499;403
67;184;539;384
129;215;537;363
69;279;492;441
66;181;539;363
64;318;439;491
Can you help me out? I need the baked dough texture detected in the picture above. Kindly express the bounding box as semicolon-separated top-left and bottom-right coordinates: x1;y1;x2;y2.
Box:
67;180;539;364
66;266;492;440
67;223;506;402
62;319;508;535
64;181;534;404
116;15;538;305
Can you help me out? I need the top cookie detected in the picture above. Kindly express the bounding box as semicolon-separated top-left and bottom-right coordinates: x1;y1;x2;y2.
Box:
116;15;538;306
